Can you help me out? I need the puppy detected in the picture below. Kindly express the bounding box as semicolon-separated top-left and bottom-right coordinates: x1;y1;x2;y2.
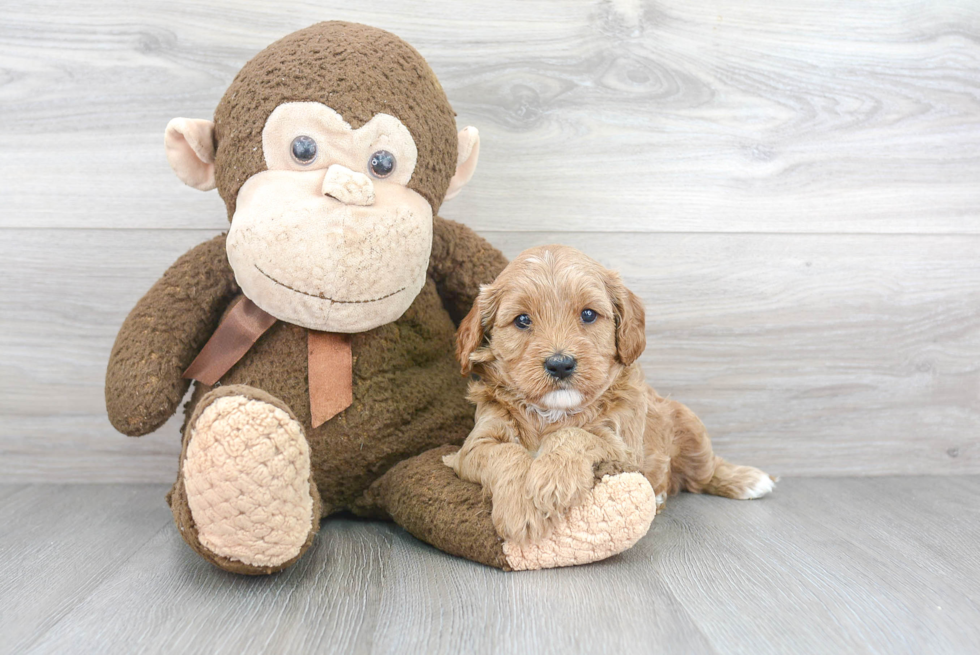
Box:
443;245;774;543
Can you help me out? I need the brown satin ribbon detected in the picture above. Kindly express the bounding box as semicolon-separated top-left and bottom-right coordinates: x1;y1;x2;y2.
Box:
183;297;278;385
308;331;353;428
183;297;353;429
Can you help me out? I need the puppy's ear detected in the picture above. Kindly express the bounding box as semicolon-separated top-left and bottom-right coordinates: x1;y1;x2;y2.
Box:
456;301;484;376
456;284;498;375
607;272;646;366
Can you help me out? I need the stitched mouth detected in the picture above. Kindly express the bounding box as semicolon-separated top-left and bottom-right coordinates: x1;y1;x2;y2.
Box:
254;265;405;304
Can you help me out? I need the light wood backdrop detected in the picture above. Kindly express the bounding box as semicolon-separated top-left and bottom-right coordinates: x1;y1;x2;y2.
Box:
2;0;978;482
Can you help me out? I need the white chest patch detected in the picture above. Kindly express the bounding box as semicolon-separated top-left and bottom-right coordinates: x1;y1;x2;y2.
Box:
541;389;584;410
531;390;585;423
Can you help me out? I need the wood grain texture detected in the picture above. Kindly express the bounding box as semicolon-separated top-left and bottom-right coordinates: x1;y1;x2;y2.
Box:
1;0;979;480
0;485;28;503
0;485;173;655
646;476;980;653
368;529;713;654
5;478;979;654
1;0;979;233
19;519;394;655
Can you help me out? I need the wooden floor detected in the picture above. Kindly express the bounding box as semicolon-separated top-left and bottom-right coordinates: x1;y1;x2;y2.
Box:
2;477;977;654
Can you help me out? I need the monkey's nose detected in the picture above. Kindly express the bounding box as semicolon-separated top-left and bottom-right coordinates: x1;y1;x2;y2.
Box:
321;164;375;206
544;354;577;380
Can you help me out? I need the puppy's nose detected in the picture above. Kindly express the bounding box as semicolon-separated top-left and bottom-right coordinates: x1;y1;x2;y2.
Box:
544;354;577;380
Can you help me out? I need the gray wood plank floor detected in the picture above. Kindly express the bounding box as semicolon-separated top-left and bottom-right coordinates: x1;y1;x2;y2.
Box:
1;477;977;655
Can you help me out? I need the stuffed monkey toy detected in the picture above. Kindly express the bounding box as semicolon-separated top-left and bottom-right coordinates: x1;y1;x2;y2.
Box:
106;22;653;574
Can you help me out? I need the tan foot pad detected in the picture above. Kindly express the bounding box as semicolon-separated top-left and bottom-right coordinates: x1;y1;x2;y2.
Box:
183;395;314;568
502;472;655;571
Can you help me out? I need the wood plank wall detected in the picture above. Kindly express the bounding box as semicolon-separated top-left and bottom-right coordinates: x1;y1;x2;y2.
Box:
2;0;978;481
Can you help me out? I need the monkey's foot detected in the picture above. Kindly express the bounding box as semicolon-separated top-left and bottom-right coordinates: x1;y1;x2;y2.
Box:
502;472;655;571
171;385;320;575
355;447;653;572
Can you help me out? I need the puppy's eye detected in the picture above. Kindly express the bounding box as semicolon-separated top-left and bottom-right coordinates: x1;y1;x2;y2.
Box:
291;136;318;165
514;314;532;330
581;308;598;324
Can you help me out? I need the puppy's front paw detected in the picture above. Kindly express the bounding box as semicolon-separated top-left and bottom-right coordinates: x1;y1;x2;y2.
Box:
503;472;657;571
490;477;553;543
525;451;595;519
441;451;460;472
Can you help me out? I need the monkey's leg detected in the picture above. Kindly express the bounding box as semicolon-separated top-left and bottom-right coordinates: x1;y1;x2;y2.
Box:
167;384;321;575
353;446;656;571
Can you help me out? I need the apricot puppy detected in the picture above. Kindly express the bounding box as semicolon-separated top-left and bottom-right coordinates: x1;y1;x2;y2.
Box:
444;245;774;543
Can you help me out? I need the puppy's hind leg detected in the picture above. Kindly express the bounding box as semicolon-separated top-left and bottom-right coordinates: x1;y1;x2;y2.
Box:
701;458;775;500
660;396;775;500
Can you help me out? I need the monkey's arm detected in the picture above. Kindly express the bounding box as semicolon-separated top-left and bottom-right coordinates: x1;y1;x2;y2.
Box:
429;216;508;325
106;234;238;436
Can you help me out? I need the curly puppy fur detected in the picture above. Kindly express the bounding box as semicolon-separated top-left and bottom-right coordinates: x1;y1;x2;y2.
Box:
444;245;775;543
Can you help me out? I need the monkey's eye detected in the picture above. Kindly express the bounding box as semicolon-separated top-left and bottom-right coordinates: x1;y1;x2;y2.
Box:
368;150;395;178
581;309;598;324
514;314;532;330
290;136;318;165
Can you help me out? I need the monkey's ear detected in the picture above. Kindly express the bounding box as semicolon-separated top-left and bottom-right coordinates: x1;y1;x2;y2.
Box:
165;118;217;191
443;126;480;202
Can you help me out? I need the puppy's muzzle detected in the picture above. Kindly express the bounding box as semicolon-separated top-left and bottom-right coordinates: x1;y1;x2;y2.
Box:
544;353;576;381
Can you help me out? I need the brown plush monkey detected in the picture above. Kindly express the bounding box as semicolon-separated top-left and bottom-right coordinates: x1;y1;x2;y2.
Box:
106;22;648;574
